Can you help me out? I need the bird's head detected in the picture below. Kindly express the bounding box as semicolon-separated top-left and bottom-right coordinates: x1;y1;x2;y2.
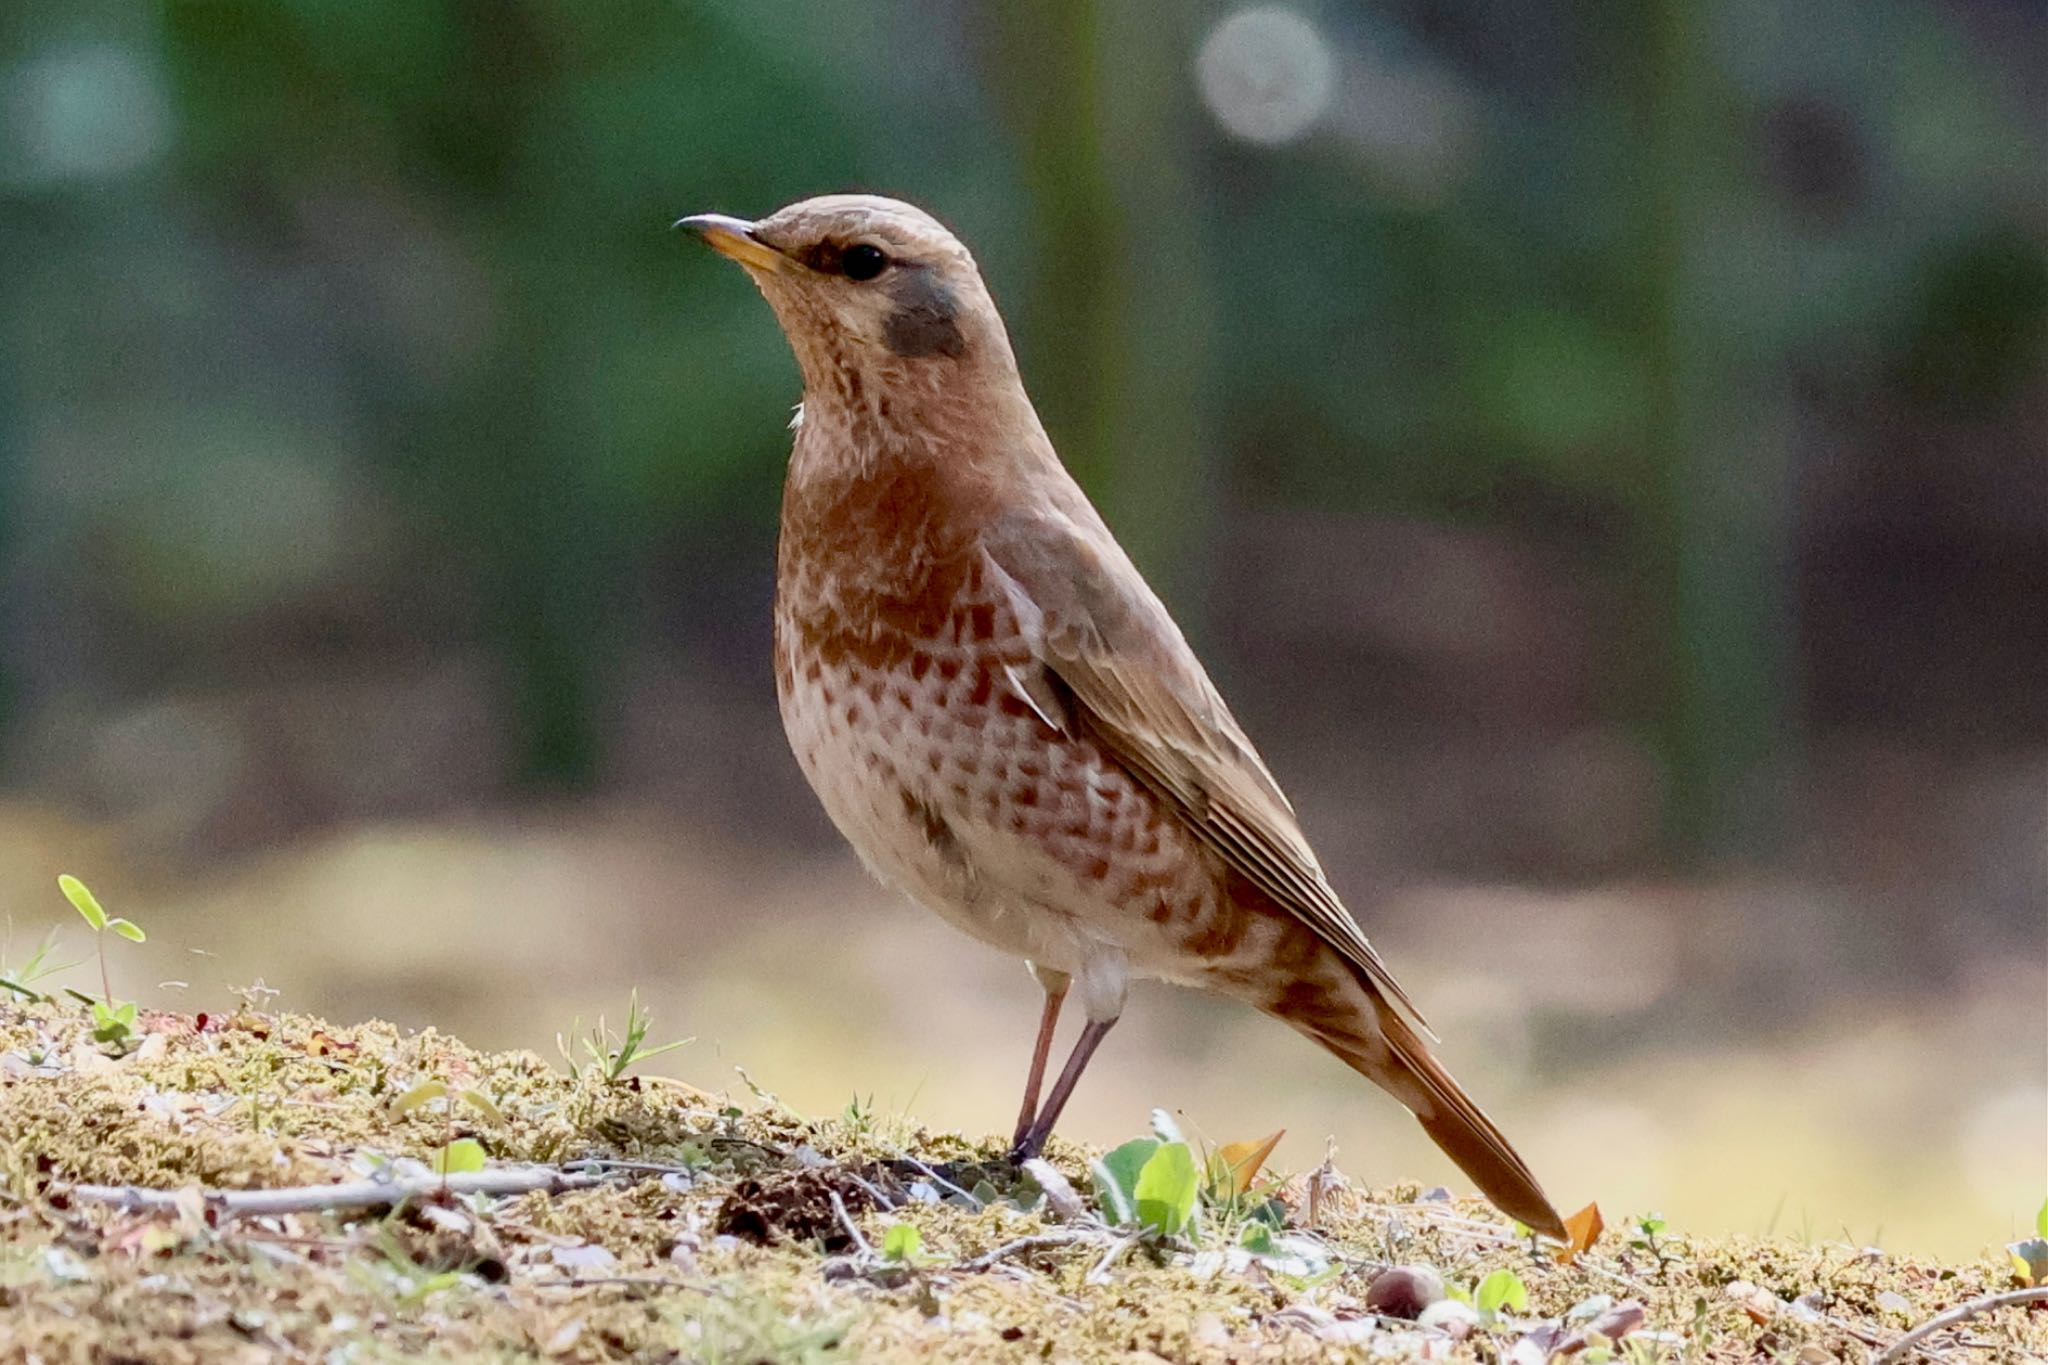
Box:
680;194;1019;408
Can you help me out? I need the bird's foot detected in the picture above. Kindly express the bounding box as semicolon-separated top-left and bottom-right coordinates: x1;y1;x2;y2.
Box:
1005;1126;1047;1166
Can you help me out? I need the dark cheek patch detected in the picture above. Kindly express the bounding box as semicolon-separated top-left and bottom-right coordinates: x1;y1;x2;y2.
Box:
883;271;967;359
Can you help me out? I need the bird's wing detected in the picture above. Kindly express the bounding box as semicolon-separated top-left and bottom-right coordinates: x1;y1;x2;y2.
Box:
981;506;1430;1033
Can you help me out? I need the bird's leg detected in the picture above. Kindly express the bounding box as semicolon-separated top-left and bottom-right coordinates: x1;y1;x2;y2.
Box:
1008;1014;1117;1161
1010;968;1070;1152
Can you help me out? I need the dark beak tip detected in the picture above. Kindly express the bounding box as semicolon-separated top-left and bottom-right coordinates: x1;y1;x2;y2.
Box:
675;212;756;239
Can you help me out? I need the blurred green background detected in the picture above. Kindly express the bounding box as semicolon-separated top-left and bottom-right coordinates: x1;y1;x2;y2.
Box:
1;1;2043;1255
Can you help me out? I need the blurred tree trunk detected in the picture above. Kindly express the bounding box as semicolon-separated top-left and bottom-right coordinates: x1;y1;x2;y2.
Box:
445;9;608;792
1631;0;1796;863
980;0;1218;617
465;264;609;792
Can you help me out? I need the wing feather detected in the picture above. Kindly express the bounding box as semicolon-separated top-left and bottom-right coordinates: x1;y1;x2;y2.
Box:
982;509;1431;1034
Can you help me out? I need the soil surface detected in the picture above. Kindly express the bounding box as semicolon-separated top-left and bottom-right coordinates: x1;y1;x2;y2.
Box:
1;999;2041;1363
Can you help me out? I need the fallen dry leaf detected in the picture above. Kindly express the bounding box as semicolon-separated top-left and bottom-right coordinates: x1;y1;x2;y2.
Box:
1555;1201;1605;1262
1213;1130;1285;1198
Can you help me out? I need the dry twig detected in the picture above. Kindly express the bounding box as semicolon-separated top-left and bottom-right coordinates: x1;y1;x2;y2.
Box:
894;1153;982;1209
1085;1231;1141;1285
64;1166;607;1219
1869;1286;2048;1365
828;1190;873;1258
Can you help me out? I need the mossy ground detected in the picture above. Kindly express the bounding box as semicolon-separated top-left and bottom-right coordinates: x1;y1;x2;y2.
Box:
0;999;2040;1363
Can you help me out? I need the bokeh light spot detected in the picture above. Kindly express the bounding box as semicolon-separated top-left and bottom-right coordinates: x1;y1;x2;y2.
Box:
1196;7;1334;147
2;44;170;185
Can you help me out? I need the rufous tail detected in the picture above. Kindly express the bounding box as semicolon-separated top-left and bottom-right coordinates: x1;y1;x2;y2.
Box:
1283;983;1566;1240
1376;1002;1565;1239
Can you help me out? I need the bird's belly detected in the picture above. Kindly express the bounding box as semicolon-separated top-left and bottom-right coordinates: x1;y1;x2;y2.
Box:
773;629;1236;987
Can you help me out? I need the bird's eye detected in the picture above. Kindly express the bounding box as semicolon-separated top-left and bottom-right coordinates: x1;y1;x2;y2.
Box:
841;243;889;281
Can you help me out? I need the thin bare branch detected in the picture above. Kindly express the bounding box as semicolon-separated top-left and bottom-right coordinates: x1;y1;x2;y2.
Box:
1085;1231;1141;1285
894;1153;982;1210
64;1167;607;1219
1870;1286;2048;1365
828;1190;872;1258
561;1159;695;1176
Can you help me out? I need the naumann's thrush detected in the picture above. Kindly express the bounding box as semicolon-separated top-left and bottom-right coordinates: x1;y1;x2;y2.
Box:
682;194;1565;1238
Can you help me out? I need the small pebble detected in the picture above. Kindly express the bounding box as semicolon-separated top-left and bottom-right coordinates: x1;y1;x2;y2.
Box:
1366;1265;1446;1319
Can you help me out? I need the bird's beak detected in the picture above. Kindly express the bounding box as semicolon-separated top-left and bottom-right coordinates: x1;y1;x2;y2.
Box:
675;213;787;274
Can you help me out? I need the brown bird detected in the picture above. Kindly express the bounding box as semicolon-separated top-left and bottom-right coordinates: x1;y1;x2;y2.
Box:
681;194;1565;1238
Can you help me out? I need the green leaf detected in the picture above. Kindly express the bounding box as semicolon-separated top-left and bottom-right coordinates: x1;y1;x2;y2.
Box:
388;1081;449;1117
880;1223;923;1262
1239;1221;1276;1255
431;1138;487;1175
1089;1137;1159;1225
107;918;147;944
1132;1141;1199;1237
457;1089;506;1126
1476;1268;1528;1315
89;1000;137;1044
59;875;106;931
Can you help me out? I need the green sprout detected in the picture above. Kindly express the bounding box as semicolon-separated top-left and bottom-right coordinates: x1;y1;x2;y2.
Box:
0;928;76;1003
1628;1212;1677;1273
57;875;146;1050
879;1223;925;1263
559;990;690;1086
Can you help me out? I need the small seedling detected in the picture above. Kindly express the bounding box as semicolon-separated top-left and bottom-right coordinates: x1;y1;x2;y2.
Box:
387;1079;506;1127
879;1223;925;1263
0;929;76;1003
387;1079;503;1180
1628;1212;1678;1273
57;875;146;1051
560;991;690;1085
